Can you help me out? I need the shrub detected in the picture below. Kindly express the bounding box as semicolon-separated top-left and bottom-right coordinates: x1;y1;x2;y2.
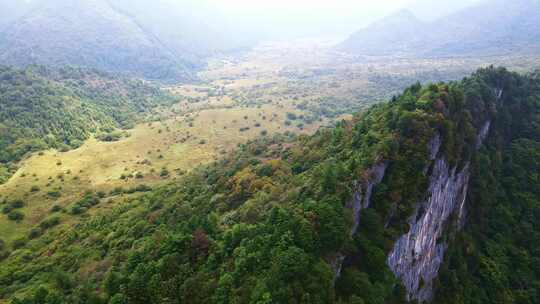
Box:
2;205;13;214
28;228;42;239
7;210;24;222
47;191;61;199
70;205;86;215
10;199;24;209
50;205;62;213
134;184;152;192
12;238;27;249
70;194;99;215
286;112;298;120
39;216;61;230
110;187;124;196
97;131;123;142
160;168;169;177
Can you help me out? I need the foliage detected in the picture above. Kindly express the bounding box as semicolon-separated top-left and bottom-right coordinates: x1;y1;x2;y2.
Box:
0;66;175;182
0;67;538;304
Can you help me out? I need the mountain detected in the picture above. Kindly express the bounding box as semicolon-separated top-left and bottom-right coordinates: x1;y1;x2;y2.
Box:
0;0;251;81
108;0;255;58
407;0;480;21
0;65;174;183
341;0;540;57
340;9;427;55
430;0;540;55
1;67;539;303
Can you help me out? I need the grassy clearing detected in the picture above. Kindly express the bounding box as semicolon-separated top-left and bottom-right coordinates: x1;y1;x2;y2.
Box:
0;99;324;244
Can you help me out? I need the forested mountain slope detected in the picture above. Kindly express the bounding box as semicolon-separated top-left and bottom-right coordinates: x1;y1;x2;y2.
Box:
0;66;174;183
0;67;538;303
0;0;193;81
341;0;540;57
0;0;257;81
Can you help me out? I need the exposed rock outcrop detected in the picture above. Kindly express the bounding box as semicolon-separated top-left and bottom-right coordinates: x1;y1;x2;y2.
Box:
387;157;470;302
348;162;389;236
387;120;492;303
476;121;491;149
427;133;442;161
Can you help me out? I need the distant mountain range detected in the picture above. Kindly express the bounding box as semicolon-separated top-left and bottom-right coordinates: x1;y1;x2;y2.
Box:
0;0;253;81
340;0;540;57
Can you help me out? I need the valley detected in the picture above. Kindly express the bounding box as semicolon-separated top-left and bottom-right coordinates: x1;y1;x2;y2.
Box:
1;39;539;247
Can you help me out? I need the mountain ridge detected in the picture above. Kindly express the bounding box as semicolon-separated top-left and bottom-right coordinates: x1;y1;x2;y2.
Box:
0;0;231;81
340;0;540;57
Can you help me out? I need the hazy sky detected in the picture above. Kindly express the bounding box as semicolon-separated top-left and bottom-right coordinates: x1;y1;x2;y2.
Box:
2;0;483;40
206;0;482;37
210;0;410;12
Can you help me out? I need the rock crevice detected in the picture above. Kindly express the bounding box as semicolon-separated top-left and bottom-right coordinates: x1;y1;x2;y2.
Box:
332;161;388;281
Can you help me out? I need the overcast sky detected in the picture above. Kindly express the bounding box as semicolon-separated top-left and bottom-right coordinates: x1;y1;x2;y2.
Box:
3;0;483;40
210;0;409;13
205;0;482;37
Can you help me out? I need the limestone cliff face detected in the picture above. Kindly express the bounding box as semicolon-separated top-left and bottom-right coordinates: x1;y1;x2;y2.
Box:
334;117;492;297
386;157;470;302
387;121;491;303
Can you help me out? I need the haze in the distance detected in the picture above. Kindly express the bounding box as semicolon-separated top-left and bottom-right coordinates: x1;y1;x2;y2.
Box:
0;0;482;38
207;0;482;37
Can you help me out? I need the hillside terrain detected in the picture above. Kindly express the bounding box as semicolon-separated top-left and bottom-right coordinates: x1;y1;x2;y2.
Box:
0;66;174;183
0;0;250;81
341;0;540;57
0;0;539;303
0;67;538;303
1;41;538;249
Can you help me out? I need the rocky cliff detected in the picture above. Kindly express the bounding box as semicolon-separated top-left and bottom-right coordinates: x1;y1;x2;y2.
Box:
387;120;491;303
387;156;470;302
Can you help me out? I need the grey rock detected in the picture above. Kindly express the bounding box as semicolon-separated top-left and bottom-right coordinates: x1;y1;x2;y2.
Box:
476;120;491;149
428;133;442;161
387;157;470;303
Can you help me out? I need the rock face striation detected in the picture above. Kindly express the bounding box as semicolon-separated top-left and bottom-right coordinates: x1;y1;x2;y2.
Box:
387;121;491;303
335;119;492;297
387;156;470;302
476;121;491;149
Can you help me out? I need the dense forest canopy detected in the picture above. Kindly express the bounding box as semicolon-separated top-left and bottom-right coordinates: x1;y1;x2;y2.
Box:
0;67;538;304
